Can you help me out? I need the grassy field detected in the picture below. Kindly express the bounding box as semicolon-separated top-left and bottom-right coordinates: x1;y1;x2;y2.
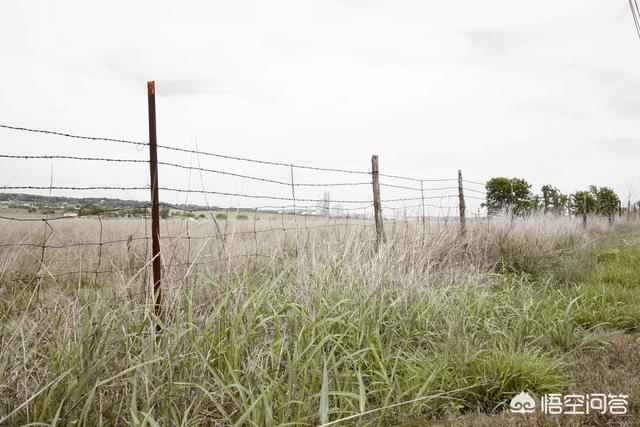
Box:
0;215;639;425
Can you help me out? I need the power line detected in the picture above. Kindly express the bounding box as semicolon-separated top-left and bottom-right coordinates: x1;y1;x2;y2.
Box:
630;0;640;39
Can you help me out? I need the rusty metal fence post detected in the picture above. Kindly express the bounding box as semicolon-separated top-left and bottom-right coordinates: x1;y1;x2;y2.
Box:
371;155;386;250
458;169;466;236
147;81;162;324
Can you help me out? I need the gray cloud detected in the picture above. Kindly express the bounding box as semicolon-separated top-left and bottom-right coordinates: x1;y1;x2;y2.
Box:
460;27;532;57
157;78;235;98
1;1;639;207
100;50;237;98
511;99;589;119
597;138;640;150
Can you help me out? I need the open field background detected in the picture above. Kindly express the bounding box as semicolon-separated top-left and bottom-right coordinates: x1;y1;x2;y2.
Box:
3;1;640;424
1;214;639;425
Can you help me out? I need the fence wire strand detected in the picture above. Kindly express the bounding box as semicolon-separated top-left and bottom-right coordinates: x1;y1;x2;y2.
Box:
0;122;489;287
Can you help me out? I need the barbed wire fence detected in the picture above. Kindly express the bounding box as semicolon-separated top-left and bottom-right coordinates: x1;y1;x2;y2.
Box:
0;82;488;319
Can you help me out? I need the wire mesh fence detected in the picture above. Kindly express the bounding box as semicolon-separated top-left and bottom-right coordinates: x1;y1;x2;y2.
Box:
0;115;488;292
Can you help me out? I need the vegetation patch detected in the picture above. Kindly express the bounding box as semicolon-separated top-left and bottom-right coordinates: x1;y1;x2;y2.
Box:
1;228;639;425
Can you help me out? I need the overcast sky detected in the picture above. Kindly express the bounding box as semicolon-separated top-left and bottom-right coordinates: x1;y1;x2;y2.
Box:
1;1;639;215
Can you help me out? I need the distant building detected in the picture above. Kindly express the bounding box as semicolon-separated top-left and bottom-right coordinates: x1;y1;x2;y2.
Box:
63;212;78;218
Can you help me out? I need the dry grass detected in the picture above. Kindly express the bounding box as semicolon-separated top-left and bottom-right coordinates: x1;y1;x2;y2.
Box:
0;213;630;288
0;213;638;425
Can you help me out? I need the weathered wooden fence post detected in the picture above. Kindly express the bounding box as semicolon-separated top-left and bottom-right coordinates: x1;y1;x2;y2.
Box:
147;81;162;326
371;155;386;250
458;169;466;236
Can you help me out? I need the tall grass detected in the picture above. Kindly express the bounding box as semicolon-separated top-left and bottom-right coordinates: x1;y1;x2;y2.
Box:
0;213;638;425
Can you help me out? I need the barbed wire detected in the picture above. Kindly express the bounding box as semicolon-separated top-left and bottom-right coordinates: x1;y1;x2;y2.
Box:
378;173;457;183
294;181;371;188
0;123;372;175
381;203;458;211
0;220;373;249
0;236;149;249
463;187;486;195
0;124;147;148
157;187;458;204
158;160;371;187
463;179;486;186
0;265;143;285
1;185;149;192
380;183;459;192
158;144;372;175
0;123;461;183
0;154;148;164
0;153;370;188
159;187;372;204
0;122;495;289
158;202;374;213
0;205;151;222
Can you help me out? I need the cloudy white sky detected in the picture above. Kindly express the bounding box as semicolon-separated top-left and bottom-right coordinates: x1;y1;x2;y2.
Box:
1;1;639;214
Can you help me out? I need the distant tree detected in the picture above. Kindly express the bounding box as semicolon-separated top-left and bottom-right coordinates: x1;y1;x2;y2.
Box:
531;194;542;212
570;191;596;216
483;177;533;216
540;185;567;214
556;194;569;215
131;207;148;217
590;186;620;224
570;190;596;228
78;204;104;216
